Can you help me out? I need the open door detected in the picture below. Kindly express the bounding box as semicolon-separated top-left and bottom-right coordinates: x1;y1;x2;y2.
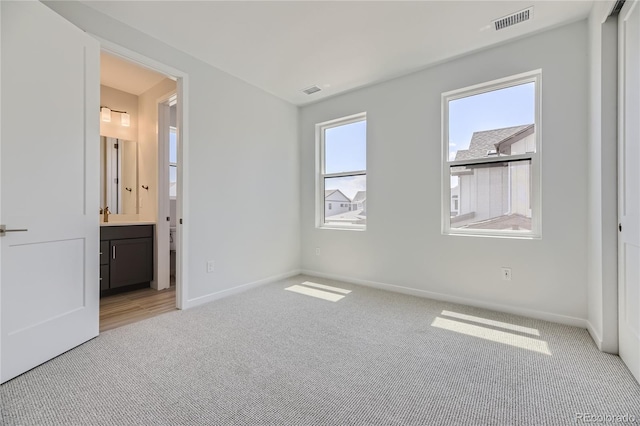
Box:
0;2;100;383
618;0;640;383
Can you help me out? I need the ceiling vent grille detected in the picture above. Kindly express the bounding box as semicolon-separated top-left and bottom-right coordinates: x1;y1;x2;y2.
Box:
493;7;533;31
302;85;321;95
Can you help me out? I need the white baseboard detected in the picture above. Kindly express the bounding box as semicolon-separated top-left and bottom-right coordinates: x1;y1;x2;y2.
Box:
301;269;589;329
184;269;302;310
586;321;604;350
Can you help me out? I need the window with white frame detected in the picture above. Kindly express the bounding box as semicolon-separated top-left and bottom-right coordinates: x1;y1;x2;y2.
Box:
443;70;541;238
317;113;367;229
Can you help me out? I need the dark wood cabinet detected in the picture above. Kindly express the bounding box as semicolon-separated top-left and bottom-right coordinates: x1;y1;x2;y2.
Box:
100;225;154;296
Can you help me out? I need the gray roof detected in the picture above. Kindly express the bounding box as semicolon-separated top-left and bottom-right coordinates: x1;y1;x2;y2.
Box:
325;189;349;201
351;191;366;203
454;124;533;161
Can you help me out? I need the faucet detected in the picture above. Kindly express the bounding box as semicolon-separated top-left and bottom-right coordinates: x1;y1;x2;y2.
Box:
103;206;110;223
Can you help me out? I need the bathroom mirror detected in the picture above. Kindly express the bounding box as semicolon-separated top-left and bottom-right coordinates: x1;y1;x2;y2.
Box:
100;136;138;214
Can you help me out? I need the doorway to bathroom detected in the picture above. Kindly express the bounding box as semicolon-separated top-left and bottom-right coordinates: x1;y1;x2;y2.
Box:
98;45;187;332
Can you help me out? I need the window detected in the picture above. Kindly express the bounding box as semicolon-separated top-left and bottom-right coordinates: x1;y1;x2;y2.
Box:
442;70;541;238
169;126;177;199
317;113;366;229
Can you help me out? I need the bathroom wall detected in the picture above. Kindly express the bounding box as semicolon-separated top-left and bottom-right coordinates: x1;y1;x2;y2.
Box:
100;85;138;141
100;85;139;214
137;78;177;222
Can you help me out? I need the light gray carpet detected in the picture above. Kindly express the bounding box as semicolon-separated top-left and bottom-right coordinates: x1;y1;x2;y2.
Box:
1;275;639;425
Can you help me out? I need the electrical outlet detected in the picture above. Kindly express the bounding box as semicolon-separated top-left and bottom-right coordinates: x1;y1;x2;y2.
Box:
207;261;215;273
315;247;321;256
501;267;512;281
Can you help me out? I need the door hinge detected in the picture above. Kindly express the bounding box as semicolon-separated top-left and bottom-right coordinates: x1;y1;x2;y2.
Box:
619;223;622;232
114;143;119;149
180;218;183;224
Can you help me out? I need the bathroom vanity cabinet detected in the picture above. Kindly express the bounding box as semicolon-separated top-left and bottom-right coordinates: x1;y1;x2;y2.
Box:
100;225;154;296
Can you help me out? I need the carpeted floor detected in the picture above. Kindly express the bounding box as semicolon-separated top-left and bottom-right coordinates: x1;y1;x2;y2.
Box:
1;275;639;425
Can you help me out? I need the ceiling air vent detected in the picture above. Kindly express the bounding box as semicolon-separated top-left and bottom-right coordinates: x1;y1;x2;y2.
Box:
493;7;533;31
302;85;321;95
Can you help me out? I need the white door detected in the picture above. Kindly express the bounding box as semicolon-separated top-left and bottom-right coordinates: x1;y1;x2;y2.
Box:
0;1;100;383
618;0;640;384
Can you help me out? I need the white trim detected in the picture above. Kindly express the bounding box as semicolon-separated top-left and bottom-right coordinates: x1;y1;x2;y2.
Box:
324;170;366;179
183;270;302;310
441;70;542;239
175;77;188;310
301;269;589;328
441;69;542;101
587;321;605;351
0;0;5;381
448;153;533;167
316;112;367;231
96;36;190;311
155;95;174;291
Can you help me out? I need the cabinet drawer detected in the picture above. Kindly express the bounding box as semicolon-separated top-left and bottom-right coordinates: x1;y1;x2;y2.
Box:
100;241;109;265
100;225;153;241
100;265;109;291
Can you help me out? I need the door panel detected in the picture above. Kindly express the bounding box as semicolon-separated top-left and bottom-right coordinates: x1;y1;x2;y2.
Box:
624;245;640;337
4;239;85;333
0;2;100;383
619;0;640;384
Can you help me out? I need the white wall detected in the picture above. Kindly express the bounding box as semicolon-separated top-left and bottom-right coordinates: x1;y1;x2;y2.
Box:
300;21;590;324
587;1;618;352
137;78;176;222
138;78;176;291
46;1;301;305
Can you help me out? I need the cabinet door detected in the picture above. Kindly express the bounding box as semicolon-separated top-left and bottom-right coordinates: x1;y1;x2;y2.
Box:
109;238;153;289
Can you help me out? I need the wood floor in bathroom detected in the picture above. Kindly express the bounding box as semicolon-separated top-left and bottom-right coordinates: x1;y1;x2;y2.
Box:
99;285;176;333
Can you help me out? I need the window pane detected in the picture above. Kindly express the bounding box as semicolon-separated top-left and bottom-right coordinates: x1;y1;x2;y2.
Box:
450;159;531;231
324;175;366;226
325;120;366;174
169;128;178;164
449;82;535;162
169;165;177;198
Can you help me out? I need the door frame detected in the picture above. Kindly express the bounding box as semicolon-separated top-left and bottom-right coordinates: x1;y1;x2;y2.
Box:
97;37;189;310
157;92;177;294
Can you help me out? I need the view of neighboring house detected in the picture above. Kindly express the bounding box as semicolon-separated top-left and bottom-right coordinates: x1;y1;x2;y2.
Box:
351;191;367;214
450;185;459;216
324;189;352;217
451;124;534;230
324;190;367;225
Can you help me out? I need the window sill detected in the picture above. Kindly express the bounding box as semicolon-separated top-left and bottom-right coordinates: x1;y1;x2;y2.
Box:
443;229;541;240
318;225;366;232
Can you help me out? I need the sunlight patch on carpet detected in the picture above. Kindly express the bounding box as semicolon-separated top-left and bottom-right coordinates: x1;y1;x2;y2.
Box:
285;284;346;302
300;281;352;295
440;310;541;336
431;316;551;355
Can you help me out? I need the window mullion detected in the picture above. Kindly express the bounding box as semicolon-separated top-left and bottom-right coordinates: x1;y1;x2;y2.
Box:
323;170;366;179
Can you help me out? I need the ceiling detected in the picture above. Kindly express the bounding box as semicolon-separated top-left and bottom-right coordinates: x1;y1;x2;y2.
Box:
100;51;167;95
86;1;594;105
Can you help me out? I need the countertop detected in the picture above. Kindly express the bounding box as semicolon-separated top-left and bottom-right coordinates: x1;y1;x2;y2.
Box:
100;220;156;227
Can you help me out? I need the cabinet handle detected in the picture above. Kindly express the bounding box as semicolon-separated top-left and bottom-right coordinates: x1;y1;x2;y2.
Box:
112;246;116;259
